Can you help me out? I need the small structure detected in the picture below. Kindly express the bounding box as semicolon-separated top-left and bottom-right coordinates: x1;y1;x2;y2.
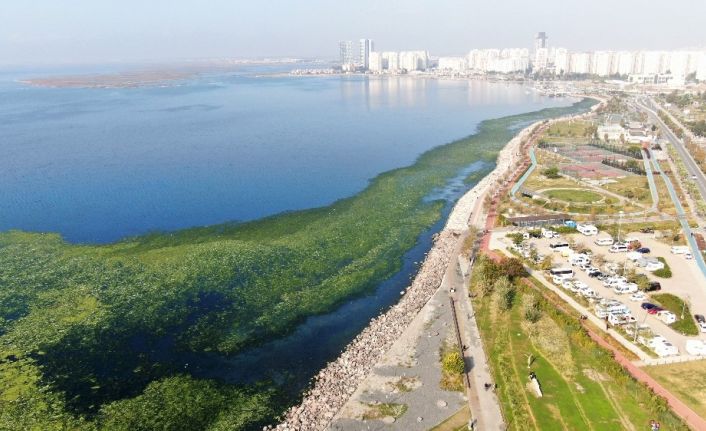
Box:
506;214;570;228
529;371;543;397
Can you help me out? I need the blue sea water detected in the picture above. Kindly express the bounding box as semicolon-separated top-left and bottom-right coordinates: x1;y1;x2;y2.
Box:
0;67;574;243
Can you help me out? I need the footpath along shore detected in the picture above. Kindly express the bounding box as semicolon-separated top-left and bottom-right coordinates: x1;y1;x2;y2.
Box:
268;103;596;431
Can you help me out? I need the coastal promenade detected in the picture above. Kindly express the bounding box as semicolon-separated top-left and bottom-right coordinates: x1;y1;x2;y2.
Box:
270;105;592;431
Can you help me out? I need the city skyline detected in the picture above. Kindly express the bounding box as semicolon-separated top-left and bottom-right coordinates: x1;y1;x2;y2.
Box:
2;0;706;66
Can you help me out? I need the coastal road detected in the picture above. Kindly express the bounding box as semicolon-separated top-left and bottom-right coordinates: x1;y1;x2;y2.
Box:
636;98;706;204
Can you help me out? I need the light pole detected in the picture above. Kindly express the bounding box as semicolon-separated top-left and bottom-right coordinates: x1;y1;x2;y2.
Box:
618;210;624;243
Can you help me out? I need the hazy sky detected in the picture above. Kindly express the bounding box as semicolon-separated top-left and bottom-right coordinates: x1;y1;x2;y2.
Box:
2;0;705;66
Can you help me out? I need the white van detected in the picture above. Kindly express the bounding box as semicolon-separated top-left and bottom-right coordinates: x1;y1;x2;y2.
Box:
577;223;598;236
657;310;677;324
594;237;614;246
609;243;629;253
671;246;690;255
569;253;590;266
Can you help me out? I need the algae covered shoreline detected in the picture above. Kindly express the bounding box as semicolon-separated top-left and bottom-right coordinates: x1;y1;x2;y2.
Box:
0;98;595;430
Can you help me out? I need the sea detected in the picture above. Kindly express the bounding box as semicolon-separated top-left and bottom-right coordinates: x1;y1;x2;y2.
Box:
0;64;575;243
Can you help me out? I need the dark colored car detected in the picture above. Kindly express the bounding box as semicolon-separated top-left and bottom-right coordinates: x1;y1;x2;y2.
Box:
588;270;603;278
641;302;657;310
695;314;705;324
636;247;651;254
645;281;662;291
640;227;655;233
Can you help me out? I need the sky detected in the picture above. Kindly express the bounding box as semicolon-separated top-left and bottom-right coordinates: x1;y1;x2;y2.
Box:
2;0;705;66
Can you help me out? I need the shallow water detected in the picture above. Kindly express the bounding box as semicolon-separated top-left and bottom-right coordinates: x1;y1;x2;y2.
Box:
0;69;573;243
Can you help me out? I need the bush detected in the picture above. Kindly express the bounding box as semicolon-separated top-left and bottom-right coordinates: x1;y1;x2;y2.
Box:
442;351;465;376
524;295;543;323
494;277;516;311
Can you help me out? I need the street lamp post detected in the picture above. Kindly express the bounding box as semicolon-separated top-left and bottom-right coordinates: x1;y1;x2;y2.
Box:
618;211;624;243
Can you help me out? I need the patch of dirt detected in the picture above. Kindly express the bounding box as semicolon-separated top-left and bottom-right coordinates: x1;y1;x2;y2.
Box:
583;368;609;382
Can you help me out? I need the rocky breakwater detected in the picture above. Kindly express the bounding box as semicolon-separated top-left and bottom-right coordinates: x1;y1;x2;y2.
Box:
267;230;459;431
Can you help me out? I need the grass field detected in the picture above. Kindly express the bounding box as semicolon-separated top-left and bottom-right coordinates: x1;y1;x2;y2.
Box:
644;361;706;419
651;294;698;335
470;262;687;431
429;406;471;431
543;189;605;203
602;177;653;205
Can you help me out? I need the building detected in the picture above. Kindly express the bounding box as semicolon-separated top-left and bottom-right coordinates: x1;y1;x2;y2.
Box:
597;124;626;141
382;51;399;71
438;56;468;71
359;39;374;70
506;214;570;228
569;52;592;74
399;51;428;72
534;47;550;71
614;51;636;76
534;32;548;52
339;41;355;67
698;53;706;81
592;51;614;76
554;48;569;75
369;51;383;73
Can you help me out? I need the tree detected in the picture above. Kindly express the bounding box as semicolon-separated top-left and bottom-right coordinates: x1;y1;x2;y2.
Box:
502;257;528;279
542;166;560;179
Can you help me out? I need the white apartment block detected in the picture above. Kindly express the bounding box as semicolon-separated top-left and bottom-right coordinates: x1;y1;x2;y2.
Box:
569;52;592;74
592;51;614;77
438;56;468;71
381;52;399;71
554;48;569;75
368;52;383;73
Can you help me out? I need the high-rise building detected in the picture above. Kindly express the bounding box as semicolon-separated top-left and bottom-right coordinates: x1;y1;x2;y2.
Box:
614;51;635;76
339;41;355;66
534;32;548;52
438;56;468;71
382;52;399;71
369;51;383;72
569;52;592;74
697;53;706;81
554;48;569;75
359;39;374;69
591;51;614;76
532;32;549;71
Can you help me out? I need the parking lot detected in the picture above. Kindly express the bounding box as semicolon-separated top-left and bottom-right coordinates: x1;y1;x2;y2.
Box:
491;226;706;359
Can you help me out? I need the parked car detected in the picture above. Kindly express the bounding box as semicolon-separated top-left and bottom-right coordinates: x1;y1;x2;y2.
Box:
641;302;658;310
647;307;664;315
629;291;647;301
640;227;654;233
695;314;706;333
645;281;662;292
685;252;694;260
636;247;651;254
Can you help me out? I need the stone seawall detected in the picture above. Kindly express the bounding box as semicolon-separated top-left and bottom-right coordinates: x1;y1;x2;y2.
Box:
268;230;458;431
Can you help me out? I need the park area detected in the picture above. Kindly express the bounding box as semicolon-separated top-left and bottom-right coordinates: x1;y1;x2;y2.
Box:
469;256;688;430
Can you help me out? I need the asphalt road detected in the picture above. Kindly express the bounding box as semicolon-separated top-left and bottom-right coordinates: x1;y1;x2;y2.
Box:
636;98;706;203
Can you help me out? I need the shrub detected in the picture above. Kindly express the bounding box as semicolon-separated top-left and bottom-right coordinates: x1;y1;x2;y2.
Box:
494;277;516;311
524;295;543;323
442;351;465;375
502;257;528;279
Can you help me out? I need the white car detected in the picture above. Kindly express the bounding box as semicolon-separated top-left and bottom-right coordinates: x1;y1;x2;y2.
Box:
561;280;574;290
654;342;679;357
685;252;693;260
629;291;646;301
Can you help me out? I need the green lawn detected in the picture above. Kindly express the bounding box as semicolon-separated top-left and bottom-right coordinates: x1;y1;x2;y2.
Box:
470;265;687;430
651;293;698;335
544;189;605;203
